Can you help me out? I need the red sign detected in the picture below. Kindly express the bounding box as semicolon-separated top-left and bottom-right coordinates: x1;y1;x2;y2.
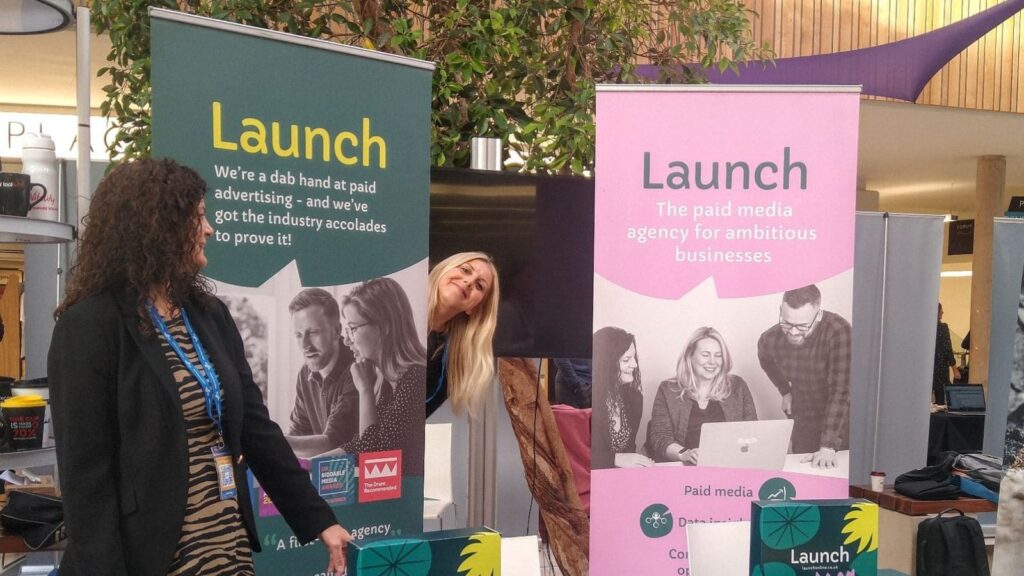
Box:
358;450;402;502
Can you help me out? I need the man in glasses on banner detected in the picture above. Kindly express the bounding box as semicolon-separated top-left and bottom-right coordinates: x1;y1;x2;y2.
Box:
285;288;358;459
757;284;851;469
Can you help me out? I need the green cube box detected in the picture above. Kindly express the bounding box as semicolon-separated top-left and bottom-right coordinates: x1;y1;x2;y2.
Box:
347;526;500;575
750;499;878;576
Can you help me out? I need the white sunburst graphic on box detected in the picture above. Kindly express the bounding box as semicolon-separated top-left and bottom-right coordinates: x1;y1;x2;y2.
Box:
363;456;399;479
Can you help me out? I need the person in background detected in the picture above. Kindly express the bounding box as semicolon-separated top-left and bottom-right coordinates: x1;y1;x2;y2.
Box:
48;158;350;576
284;288;357;458
426;252;500;418
337;277;426;474
757;284;851;469
553;358;592;409
592;326;652;469
933;303;960;405
646;327;757;464
960;330;972;384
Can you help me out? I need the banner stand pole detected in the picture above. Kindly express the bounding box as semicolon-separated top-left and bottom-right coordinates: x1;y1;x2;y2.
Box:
871;212;890;472
75;5;90;232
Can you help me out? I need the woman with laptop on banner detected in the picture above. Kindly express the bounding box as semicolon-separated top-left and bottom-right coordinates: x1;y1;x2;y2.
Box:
589;86;860;575
646;327;758;464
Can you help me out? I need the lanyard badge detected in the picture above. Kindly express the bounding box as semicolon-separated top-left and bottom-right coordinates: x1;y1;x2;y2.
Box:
148;303;237;500
211;446;238;500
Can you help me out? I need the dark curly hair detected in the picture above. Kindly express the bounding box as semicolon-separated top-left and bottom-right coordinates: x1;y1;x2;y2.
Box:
55;158;214;323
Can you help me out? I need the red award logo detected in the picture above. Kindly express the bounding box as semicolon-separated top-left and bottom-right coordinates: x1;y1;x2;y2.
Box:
358;450;402;502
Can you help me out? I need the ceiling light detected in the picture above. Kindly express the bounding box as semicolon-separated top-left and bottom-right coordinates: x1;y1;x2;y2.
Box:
0;0;75;35
940;270;972;278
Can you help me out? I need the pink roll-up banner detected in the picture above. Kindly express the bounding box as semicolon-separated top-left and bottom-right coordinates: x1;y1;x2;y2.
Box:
591;86;860;575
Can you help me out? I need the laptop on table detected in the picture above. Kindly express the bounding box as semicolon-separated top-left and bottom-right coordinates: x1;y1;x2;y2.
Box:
697;419;794;471
945;385;986;415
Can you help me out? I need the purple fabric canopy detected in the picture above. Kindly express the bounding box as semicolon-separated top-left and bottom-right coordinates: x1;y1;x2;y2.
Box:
638;0;1024;101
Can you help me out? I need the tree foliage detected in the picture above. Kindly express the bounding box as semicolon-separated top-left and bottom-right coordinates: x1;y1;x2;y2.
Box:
91;0;771;174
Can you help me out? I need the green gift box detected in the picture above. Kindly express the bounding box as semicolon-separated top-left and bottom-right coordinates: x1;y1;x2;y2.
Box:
750;499;878;576
348;526;500;575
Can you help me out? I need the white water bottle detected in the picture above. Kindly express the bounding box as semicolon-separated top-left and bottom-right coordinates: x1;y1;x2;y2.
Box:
21;134;59;221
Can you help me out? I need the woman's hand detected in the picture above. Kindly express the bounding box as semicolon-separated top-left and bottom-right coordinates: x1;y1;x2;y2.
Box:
678;448;699;465
320;524;353;574
350;359;378;395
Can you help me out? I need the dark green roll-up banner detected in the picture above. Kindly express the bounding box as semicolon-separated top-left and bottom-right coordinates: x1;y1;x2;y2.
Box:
151;8;433;574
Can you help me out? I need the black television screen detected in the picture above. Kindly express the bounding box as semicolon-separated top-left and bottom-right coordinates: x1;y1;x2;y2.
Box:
948;219;974;256
430;168;594;358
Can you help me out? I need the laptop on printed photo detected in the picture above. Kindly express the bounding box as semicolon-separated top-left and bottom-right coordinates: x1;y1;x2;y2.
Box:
946;385;987;414
697;419;794;471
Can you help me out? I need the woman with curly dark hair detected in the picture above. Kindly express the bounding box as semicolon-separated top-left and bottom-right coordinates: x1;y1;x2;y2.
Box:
48;158;351;576
591;326;653;469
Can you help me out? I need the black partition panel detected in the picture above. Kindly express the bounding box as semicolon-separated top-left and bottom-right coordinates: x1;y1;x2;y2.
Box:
430;168;594;358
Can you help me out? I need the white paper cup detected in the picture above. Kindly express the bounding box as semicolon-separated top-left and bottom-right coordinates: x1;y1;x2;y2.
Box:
870;471;885;492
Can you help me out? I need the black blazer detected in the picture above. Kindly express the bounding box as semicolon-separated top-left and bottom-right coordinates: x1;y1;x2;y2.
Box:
48;291;337;576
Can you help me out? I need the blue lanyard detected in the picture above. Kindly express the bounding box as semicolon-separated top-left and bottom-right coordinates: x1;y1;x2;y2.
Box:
426;338;449;405
146;302;224;439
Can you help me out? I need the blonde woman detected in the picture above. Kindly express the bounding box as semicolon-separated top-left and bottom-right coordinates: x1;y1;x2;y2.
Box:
426;252;500;417
646;327;757;464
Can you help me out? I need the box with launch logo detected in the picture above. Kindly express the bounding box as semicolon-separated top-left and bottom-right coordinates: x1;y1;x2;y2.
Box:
347;526;500;576
750;499;877;576
358;450;402;503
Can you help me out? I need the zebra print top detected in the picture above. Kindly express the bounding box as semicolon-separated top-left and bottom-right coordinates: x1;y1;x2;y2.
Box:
159;316;255;576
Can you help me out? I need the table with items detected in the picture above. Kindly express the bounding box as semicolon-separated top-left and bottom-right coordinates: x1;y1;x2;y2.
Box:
849;484;996;574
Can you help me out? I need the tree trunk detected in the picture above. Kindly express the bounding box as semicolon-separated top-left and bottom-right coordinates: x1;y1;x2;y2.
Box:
498;358;589;575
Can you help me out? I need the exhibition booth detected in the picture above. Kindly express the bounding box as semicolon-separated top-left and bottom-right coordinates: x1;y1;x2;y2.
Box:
1;5;1023;576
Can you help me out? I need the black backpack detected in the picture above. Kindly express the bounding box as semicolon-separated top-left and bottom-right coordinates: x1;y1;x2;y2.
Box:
916;508;990;576
0;491;65;550
894;452;961;500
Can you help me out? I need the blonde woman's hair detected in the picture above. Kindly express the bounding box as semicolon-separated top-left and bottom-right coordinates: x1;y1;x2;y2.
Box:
674;327;734;403
428;252;500;416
